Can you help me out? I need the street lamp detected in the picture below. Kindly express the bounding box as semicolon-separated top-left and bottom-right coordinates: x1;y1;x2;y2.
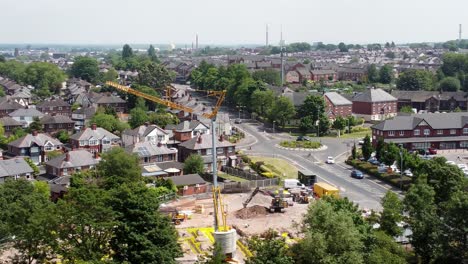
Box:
399;144;403;190
273;120;276;134
237;105;245;119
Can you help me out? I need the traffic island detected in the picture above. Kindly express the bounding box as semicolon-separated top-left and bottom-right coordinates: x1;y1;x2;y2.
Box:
276;140;327;152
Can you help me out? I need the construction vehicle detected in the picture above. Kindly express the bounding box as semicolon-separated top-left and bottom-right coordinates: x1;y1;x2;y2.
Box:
313;182;340;198
242;187;260;208
290;189;312;204
270;196;288;213
160;207;189;225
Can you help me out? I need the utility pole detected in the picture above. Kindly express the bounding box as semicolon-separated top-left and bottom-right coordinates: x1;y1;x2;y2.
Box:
211;119;218;231
280;25;285;86
266;24;269;47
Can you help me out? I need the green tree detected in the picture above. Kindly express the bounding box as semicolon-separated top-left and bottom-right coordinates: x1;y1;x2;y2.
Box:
0;55;5;62
375;137;385;161
101;67;118;82
23;62;66;94
332;116;346;135
439;76;461;91
98;147;142;189
148;44;158;62
367;64;380;83
33;181;50;199
246;229;294;264
122;44;134;60
183;154;204;174
250;89;274;117
108;182;182;263
385;51;396;59
70;56;99;83
55;130;70;143
379;65;393;84
148;112;179;127
298;95;326;128
269;96;296;127
399;105;413;113
318;114;330;136
129;107;149;128
90;112;129;133
138;61;175;88
28;116;43;132
361;134;373;160
352;143;357;160
380;191;403;237
338;42;348;52
391;41;396;48
397;69;435;91
252;69;281;86
299;116;313;134
25;157;40;175
367;231;407;264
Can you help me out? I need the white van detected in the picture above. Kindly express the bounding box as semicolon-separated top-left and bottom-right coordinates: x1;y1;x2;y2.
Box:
284;179;305;189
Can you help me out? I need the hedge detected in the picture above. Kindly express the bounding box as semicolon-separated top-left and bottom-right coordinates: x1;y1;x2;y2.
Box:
346;159;411;190
280;141;322;149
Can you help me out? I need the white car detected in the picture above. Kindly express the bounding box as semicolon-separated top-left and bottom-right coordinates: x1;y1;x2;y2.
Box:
446;161;456;165
326;156;335;164
457;164;467;170
378;164;388;173
390;165;400;174
403;169;413;177
463;169;468;177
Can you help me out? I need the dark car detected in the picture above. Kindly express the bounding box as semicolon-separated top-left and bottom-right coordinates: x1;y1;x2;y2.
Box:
296;136;310;141
368;158;380;165
351;170;364;179
234;118;242;124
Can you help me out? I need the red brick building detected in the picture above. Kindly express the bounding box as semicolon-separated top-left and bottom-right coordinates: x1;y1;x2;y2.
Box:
169;174;208;196
352;88;397;121
311;70;337;82
45;150;100;177
36;98;72;117
40;115;75;134
324;92;352;120
69;124;120;153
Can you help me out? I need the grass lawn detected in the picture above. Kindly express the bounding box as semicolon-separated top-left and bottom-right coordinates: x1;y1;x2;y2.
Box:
338;130;371;139
217;172;249;182
249;156;298;179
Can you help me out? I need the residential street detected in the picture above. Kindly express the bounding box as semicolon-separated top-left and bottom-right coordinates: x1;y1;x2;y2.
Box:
232;117;403;211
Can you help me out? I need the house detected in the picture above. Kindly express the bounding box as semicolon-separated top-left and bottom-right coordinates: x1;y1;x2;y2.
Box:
169;173;209;196
36;98;72;117
40;115;75;134
352;88;397;121
71;106;97;127
338;67;367;81
69;124;120;153
0;116;22;136
7;131;64;164
0;158;34;183
91;93;127;113
311;70;337;82
285;71;300;83
178;134;236;172
165;120;210;143
45;150;100;177
0;97;23;118
371;112;468;150
122;123;169;147
296;68;311;83
324;92;353;119
390;91;468;112
9;108;45;127
126;141;182;177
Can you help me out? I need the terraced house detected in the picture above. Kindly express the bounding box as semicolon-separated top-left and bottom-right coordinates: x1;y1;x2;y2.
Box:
371;112;468;150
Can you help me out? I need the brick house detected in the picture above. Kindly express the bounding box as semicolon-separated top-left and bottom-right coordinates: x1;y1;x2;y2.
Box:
371;112;468;150
178;134;236;172
296;68;311;83
169;173;208;196
36;98;72;117
92;93;127;113
9;108;45;128
45;150;100;177
285;71;300;84
165;120;210;143
40;115;75;134
122;123;169;147
352;88;397;121
324;92;352;120
311;70;337;82
338;67;367;81
7;131;64;164
0;98;23;118
71;106;97;127
126;141;182;177
390;91;468;112
0;158;34;183
0;116;22;136
69;124;120;153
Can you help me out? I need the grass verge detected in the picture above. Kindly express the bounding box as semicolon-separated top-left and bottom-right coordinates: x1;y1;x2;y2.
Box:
249;156;298;179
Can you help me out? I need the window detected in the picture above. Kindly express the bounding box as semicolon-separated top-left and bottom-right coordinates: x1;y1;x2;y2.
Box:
20;116;25;120
228;147;234;153
463;128;468;134
44;145;53;151
399;131;404;136
157;135;164;141
30;147;39;153
437;130;443;135
424;129;430;135
460;141;468;148
414;129;420;136
197;150;202;155
450;129;456;135
75;166;81;171
206;148;212;155
58;107;62;110
79;140;86;146
63;168;68;176
156;155;163;162
102;139;110;144
217;148;224;154
89;139;98;146
388;131;395;136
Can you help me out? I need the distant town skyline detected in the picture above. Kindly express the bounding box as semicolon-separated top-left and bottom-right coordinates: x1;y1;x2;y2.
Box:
1;0;467;45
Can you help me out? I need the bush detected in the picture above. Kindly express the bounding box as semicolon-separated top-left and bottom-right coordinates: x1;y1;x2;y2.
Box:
280;141;321;149
350;126;369;133
346;159;411;190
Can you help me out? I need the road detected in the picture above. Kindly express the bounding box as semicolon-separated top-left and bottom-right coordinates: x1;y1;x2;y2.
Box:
231;118;403;211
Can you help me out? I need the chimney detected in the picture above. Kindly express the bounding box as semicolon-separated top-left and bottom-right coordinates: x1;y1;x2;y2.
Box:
219;135;223;142
157;142;162;147
91;123;97;130
144;122;149;127
65;152;70;162
32;130;38;136
94;152;99;159
197;136;202;144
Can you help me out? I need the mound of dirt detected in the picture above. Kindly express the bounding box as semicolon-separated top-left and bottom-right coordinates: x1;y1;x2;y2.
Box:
235;205;268;219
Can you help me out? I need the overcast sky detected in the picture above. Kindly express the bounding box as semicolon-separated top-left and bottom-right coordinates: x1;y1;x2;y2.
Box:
1;0;467;45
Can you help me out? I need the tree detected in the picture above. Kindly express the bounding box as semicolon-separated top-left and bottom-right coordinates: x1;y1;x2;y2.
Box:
70;56;99;83
439;76;461;91
391;41;396;48
138;61;175;88
97;147;142;189
250;89;274;117
23;62;66;94
380;191;403;237
399;105;413;113
90;112;129;133
129;107;149;128
246;229;294;264
361;134;373;160
28;116;43;132
183;154;204;174
269;97;296;127
25;157;40;175
0;55;5;62
352;143;357;160
318;114;330;136
379;65;393;84
385;51;396;59
148;112;179;127
332;116;346;135
367;64;380;83
299;116;313;134
367;231;407;264
397;69;435;91
55;130;70;143
101;67;118;82
338;42;349;52
122;44;134;60
108;182;182;263
147;44;158;62
375;137;385;161
298;95;326;127
252;69;281;86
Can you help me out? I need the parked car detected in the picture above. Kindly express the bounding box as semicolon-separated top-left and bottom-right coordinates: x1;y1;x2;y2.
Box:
368;158;380;165
427;148;437;155
351;170;364;179
326;156;335;164
457;164;467;170
378;164;388;173
446;161;456;166
296;136;311;141
234;118;242;124
358;139;365;145
403;169;413;177
390;165;400;174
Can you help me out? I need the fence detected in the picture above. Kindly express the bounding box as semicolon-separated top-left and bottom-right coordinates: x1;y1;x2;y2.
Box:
221;166;263;181
220;178;280;193
157;192;176;202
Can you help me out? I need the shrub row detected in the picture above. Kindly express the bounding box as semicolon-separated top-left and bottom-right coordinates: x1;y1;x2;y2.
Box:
280;141;322;149
346;159;411;190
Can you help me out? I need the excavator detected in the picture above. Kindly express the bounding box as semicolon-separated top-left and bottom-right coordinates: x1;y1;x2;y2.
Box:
242;187;260;208
242;187;288;213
